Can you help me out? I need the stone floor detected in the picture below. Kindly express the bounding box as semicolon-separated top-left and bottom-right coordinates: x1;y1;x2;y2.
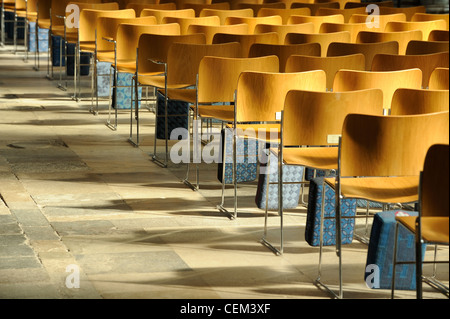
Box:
0;44;448;301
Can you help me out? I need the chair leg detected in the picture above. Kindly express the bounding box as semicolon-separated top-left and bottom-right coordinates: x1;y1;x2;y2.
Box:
415;218;423;299
391;222;400;299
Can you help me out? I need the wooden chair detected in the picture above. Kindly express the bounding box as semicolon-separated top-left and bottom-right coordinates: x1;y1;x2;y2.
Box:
327;41;398;71
272;88;383;256
126;3;177;16
428;30;449;42
356;30;422;55
385;20;447;41
221;0;261;10
162;15;221;34
285;53;365;90
390;88;449;116
118;0;158;9
319;22;372;43
257;7;311;24
165;55;280;191
290;2;339;15
324;111;449;298
52;2;120;98
235;2;286;15
344;1;394;8
140;8;195;23
106;22;181;130
333;68;423;113
349;13;407;31
130;33;206;146
187;23;249;43
248;42;320;71
77;9;137;112
285;31;351;57
316;6;366;23
315;0;359;9
379;5;426;21
213;32;279;57
287;14;344;33
139;42;241;167
392;143;449;299
230;70;327;224
224;15;282;33
254;23;314;44
411;12;449;30
10;0;38;57
406;40;449;55
429;67;449;90
371;51;450;89
182;2;230;16
200;8;253;24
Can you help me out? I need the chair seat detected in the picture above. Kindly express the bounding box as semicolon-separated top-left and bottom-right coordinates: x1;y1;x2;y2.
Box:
396;216;449;244
97;50;115;63
195;104;233;122
139;75;192;90
162;88;196;104
230;123;281;143
276;146;339;170
38;19;50;30
79;41;95;53
325;175;419;204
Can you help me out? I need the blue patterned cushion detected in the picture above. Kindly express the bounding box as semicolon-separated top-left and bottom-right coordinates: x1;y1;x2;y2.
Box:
28;22;48;53
255;151;304;210
305;177;356;246
365;210;426;290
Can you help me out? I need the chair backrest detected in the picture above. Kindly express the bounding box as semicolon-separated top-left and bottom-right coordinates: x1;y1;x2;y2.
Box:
182;2;230;16
405;40;449;55
385;20;447;41
78;8;135;43
390;88;449;116
64;2;119;33
235;2;286;15
140;8;195;23
344;0;394;8
285;31;351;57
285;53;365;89
420;144;449;218
126;3;176;16
320;22;372;43
412;12;449;29
340;111;449;177
248;42;321;72
316;6;366;23
327;41;398;70
429;67;449;90
187;23;249;44
115;23;180;61
333;68;423;111
349;13;407;31
213;32;279;57
254;23;315;44
137;33;206;75
287;14;344;33
96;16;157;52
224;15;283;33
291;2;340;15
356;29;422;55
257;7;311;24
197;55;280;103
283;88;383;146
200;8;253;24
379;5;426;21
37;0;52;21
166;42;241;86
235;70;327;123
371;51;449;88
315;0;358;9
163;16;221;34
428;30;449;41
